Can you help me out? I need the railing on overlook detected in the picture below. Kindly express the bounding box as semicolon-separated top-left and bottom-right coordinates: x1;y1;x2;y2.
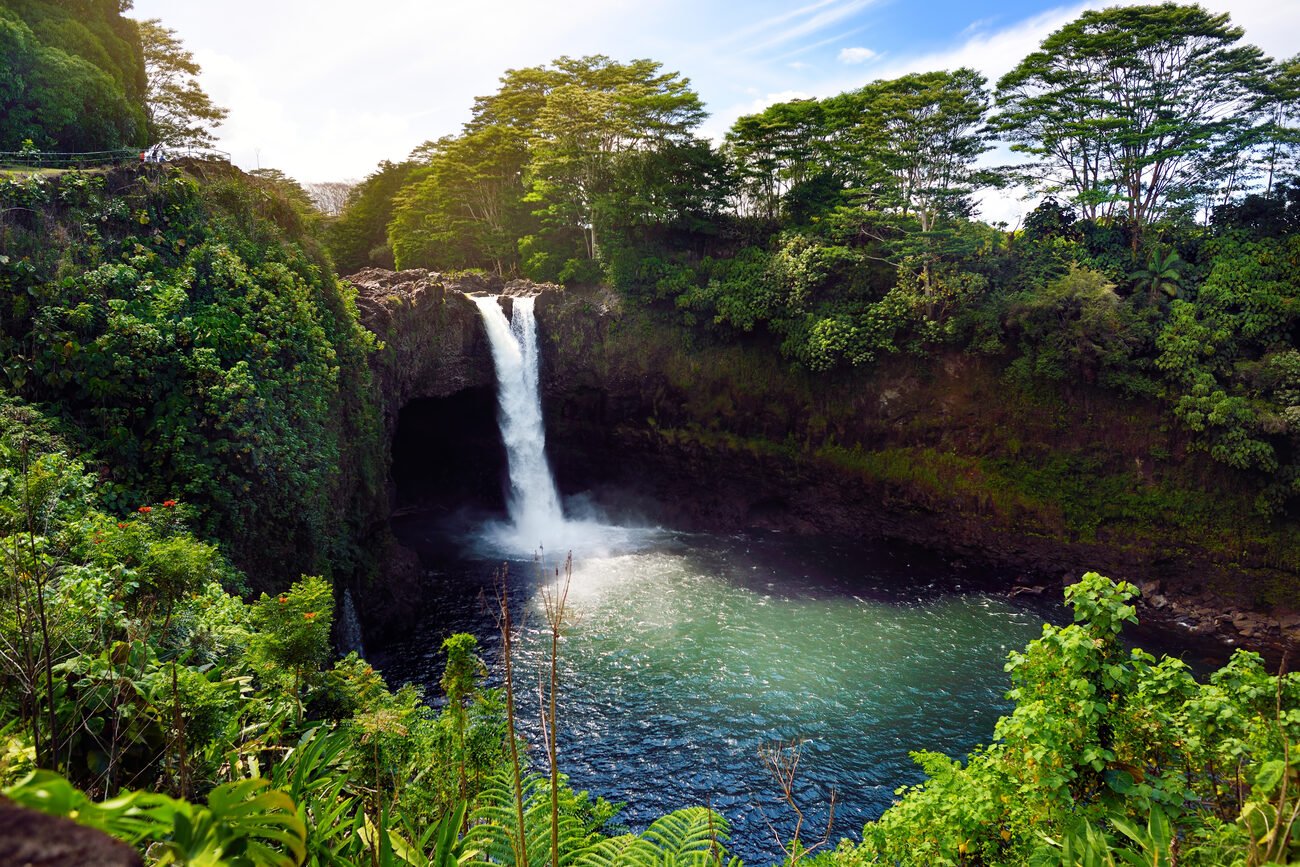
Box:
0;146;231;169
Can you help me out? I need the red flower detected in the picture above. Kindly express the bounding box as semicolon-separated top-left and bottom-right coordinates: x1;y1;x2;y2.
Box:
138;506;152;514
117;522;127;529
162;499;177;508
303;611;317;620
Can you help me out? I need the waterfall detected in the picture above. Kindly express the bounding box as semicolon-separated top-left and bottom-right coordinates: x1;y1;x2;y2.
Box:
473;295;566;549
338;588;364;658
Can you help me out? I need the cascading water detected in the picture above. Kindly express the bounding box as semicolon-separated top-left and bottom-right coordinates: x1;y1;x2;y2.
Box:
473;295;568;550
471;294;652;556
338;588;365;658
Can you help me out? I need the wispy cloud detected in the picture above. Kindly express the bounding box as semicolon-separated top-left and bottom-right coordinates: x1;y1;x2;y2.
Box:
737;0;881;55
713;0;847;47
838;46;878;64
960;16;998;37
771;25;870;62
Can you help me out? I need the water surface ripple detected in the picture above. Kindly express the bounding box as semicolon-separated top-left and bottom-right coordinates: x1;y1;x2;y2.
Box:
374;529;1060;865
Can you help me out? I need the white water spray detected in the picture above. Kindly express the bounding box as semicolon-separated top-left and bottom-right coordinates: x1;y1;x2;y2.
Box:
473;295;567;548
471;294;659;557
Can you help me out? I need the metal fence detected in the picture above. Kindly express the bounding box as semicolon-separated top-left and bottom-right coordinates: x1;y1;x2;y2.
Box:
0;147;231;168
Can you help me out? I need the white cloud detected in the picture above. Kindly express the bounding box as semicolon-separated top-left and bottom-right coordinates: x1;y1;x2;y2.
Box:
132;0;660;180
868;4;1088;83
715;0;881;55
838;47;878;64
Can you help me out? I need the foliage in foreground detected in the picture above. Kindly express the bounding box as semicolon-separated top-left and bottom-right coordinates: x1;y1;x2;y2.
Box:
822;573;1299;866
0;399;495;862
2;444;1294;867
0;407;740;864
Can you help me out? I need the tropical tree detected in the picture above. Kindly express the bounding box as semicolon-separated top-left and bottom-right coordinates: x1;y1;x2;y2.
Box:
326;158;419;272
846;67;991;231
1261;54;1300;196
993;3;1273;240
525;55;707;260
1130;248;1184;304
389;126;532;273
0;8;144;151
725;99;833;220
139;18;227;148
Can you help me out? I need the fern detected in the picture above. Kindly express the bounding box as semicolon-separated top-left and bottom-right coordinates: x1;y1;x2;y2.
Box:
579;807;740;867
464;770;740;867
465;771;607;867
4;770;307;866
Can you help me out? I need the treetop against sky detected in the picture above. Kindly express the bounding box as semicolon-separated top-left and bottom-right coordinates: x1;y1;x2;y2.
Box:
130;0;1300;216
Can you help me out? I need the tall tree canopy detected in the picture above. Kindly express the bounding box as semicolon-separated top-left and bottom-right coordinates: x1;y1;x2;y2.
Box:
724;68;990;230
389;127;530;273
326;159;419;273
521;55;707;260
384;55;708;277
140;18;227;148
725;99;833;220
992;3;1273;233
1261;54;1300;195
846;67;991;231
0;0;145;151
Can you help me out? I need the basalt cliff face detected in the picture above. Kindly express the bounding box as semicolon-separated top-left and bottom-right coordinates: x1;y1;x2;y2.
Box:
349;268;496;434
349;270;1299;655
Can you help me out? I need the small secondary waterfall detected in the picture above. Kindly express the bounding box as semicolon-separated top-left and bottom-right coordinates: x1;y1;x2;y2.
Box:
473;295;566;549
338;588;365;658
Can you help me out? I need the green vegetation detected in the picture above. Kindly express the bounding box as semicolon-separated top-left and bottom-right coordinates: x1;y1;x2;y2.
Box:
375;54;723;282
0;164;383;585
819;573;1300;866
0;0;146;152
0;2;226;157
2;2;1299;864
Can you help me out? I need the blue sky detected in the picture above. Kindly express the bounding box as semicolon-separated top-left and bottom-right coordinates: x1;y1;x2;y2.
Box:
129;0;1300;223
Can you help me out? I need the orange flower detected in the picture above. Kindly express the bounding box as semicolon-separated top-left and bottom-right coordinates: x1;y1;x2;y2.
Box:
138;506;152;514
278;595;288;604
117;522;127;529
303;611;317;620
162;499;177;508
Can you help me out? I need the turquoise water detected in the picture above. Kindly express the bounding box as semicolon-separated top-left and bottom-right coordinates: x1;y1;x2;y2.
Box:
375;527;1060;864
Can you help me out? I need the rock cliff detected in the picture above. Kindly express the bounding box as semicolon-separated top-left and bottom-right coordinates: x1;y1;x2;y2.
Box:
347;270;1297;657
